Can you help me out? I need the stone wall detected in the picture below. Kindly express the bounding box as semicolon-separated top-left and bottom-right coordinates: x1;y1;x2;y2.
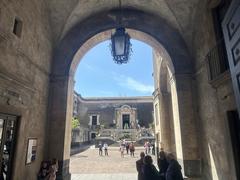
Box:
191;2;237;180
71;127;90;146
75;95;154;128
0;0;52;179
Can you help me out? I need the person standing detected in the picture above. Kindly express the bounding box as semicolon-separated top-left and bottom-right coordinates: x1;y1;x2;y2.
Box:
136;152;145;180
98;143;103;156
120;143;125;158
126;142;130;155
103;142;108;156
157;148;169;180
129;142;135;157
144;142;148;155
142;155;160;180
147;141;151;154
166;153;184;180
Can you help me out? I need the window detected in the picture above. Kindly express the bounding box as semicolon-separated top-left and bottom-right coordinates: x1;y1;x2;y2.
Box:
92;115;97;125
13;18;23;38
207;0;232;81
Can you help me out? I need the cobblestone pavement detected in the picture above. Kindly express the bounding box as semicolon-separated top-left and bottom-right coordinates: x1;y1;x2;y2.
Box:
70;145;156;180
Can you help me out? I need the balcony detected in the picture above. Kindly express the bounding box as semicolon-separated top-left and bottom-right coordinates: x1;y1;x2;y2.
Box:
206;39;230;87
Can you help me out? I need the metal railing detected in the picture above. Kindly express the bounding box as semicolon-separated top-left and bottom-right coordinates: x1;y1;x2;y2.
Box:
206;39;229;81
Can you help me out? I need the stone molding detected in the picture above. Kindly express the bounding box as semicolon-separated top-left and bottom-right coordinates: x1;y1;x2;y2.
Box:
76;94;153;103
209;70;231;88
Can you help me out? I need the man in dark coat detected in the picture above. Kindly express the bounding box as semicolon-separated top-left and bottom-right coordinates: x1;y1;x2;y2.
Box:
98;143;103;156
136;152;145;180
143;155;160;180
126;142;130;154
166;153;184;180
157;148;169;180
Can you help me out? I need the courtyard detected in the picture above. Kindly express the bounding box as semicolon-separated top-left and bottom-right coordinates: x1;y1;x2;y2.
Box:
70;146;155;180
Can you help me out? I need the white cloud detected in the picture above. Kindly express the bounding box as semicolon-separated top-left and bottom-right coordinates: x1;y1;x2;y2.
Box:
113;74;154;94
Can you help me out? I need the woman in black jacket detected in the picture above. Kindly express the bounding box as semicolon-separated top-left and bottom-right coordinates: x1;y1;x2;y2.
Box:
166;153;184;180
143;155;160;180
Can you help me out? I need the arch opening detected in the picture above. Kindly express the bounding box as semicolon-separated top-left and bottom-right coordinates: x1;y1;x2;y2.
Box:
48;8;199;179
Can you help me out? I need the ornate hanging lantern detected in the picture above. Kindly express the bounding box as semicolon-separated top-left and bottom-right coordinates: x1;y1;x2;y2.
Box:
110;27;132;64
110;0;132;64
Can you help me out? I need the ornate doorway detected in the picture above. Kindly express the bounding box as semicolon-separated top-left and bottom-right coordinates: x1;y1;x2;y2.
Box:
0;114;18;180
122;114;130;129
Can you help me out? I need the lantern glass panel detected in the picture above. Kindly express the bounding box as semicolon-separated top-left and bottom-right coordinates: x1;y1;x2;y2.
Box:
114;35;125;56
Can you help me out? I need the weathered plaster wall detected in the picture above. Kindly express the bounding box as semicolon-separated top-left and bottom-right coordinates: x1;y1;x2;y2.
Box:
0;0;52;179
191;3;237;180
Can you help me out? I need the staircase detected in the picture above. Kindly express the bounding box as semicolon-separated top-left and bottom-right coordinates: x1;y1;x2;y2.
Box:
95;128;155;146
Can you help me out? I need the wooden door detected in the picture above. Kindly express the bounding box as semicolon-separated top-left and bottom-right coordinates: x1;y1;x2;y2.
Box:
222;0;240;114
227;110;240;179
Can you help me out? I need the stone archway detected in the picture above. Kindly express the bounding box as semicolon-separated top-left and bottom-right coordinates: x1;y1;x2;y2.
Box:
48;9;199;179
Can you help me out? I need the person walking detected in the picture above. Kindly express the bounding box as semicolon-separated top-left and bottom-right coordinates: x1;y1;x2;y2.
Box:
103;142;108;156
144;141;148;155
157;148;169;180
136;152;145;180
142;155;160;180
166;153;184;180
129;142;135;157
98;143;103;156
120;143;125;158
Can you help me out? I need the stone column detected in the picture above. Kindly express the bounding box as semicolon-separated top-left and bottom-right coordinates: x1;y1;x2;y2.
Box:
159;91;173;152
47;75;74;180
170;74;200;178
153;90;161;156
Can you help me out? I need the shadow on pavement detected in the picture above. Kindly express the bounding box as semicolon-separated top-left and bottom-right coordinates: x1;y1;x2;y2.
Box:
70;144;92;156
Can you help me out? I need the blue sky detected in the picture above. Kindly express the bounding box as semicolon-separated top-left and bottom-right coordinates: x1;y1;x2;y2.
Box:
74;39;154;97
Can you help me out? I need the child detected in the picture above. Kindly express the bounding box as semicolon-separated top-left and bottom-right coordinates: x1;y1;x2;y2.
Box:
37;161;49;180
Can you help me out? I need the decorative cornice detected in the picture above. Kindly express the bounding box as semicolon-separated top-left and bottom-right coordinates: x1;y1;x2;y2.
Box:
75;92;153;103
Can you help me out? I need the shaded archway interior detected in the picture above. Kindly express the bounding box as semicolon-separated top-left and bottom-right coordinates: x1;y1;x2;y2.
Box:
52;9;192;77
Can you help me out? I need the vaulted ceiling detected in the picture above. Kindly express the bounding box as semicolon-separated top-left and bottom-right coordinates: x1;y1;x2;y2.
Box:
46;0;205;47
